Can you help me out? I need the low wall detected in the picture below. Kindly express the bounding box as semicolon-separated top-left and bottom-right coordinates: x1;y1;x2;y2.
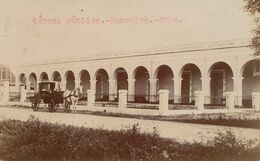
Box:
2;101;256;116
77;105;160;116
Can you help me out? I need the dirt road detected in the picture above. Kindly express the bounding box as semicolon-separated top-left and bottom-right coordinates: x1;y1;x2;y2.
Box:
0;106;260;143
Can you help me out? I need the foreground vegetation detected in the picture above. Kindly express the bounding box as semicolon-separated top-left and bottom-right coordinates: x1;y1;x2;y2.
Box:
0;116;259;161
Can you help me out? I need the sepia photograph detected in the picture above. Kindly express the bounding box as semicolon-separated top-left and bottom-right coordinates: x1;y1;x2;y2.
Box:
0;0;260;160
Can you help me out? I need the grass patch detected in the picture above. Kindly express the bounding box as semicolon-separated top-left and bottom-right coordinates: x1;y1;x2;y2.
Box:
78;110;260;129
2;106;260;129
164;117;260;129
0;116;259;161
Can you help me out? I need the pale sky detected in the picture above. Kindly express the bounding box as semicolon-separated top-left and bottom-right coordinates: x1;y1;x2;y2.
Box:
0;0;254;66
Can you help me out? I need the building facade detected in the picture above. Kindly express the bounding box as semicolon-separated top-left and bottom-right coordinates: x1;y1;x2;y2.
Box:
12;40;260;109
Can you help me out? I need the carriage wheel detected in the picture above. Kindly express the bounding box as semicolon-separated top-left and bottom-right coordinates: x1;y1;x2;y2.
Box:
31;101;39;111
54;104;59;112
64;100;71;113
48;99;56;112
31;95;40;111
51;103;59;112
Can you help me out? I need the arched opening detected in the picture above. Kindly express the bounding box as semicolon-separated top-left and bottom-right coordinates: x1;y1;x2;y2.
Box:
65;71;75;91
114;67;128;91
155;65;174;101
51;71;61;81
0;65;16;101
0;64;15;85
208;62;233;105
113;68;128;101
242;59;260;108
134;66;150;103
40;72;49;82
180;64;202;105
79;70;90;94
28;73;37;91
19;73;26;90
95;69;109;101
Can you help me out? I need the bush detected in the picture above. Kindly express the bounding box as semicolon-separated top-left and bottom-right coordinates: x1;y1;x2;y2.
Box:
0;116;259;161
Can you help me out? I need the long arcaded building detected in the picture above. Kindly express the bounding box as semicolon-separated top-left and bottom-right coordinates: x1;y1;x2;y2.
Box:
12;39;260;110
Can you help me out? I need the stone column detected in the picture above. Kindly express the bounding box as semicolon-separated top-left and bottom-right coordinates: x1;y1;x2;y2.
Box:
61;80;67;91
225;92;235;110
2;81;10;103
15;79;20;92
90;79;97;101
194;91;204;111
20;86;26;103
201;77;211;104
233;76;243;106
149;78;157;102
118;90;127;109
34;81;38;92
74;79;81;89
127;79;135;102
87;90;95;107
0;84;2;103
108;79;116;101
158;90;169;115
26;81;31;92
252;92;260;111
90;79;97;94
173;77;182;103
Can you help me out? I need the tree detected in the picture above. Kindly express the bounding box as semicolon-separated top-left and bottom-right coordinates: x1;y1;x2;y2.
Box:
245;0;260;56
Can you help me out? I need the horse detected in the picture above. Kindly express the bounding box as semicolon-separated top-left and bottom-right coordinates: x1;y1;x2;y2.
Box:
63;88;81;113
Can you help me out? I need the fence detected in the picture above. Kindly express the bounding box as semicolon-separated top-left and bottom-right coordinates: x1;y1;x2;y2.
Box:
126;95;159;109
26;91;35;103
169;104;197;110
95;94;118;102
234;96;253;108
127;95;159;103
77;94;88;106
168;95;195;105
204;96;227;109
9;92;21;102
6;88;260;114
95;93;109;101
93;102;118;107
93;94;118;107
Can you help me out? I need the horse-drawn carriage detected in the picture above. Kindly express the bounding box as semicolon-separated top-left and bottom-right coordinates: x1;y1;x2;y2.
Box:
31;81;78;112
